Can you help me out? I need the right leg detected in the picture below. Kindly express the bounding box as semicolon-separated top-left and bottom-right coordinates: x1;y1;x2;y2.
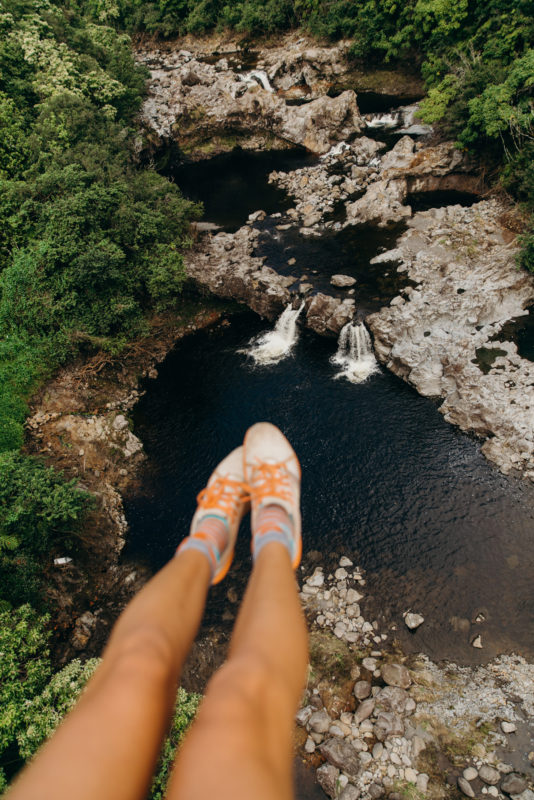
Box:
168;423;308;800
168;541;308;800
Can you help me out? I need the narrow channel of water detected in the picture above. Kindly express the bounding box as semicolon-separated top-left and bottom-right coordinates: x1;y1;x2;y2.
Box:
124;314;534;664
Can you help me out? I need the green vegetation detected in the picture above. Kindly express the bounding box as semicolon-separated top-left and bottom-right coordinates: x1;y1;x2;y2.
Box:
0;606;200;794
0;0;200;611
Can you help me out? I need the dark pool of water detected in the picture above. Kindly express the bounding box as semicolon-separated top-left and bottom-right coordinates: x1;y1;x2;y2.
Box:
407;190;480;212
170;148;318;232
254;221;413;314
124;314;534;664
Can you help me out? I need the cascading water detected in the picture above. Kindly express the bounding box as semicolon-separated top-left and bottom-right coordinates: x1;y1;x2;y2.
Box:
331;321;379;383
240;70;274;92
241;303;305;365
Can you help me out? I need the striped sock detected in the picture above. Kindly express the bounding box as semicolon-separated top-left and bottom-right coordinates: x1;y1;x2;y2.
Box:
253;504;294;562
176;515;229;579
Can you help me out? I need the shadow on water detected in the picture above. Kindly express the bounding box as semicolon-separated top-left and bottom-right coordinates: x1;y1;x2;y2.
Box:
169;148;318;232
123;314;534;665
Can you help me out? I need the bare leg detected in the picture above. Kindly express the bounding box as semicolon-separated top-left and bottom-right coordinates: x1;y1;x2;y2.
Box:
168;541;308;800
8;550;211;800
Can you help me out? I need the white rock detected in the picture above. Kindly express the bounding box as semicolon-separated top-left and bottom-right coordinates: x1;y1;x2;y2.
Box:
500;721;516;734
404;613;425;630
472;635;483;648
305;736;316;753
405;768;418;783
339;556;354;567
463;768;478;782
335;568;349;580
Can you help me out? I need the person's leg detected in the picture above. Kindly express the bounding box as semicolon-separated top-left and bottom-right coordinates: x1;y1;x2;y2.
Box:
7;550;211;800
8;447;249;800
168;423;308;800
167;542;308;800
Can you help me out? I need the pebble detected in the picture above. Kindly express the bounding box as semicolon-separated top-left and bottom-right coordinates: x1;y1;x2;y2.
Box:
479;765;500;785
417;774;429;793
309;709;331;734
405;768;418;783
307;569;325;588
500;721;516;734
404;613;425;630
295;706;313;726
463;768;478;781
354;681;372;700
472;635;483;649
459;777;476;797
340;787;360;800
381;663;412;689
355;699;375;724
305;736;316;753
488;787;499;797
362;657;377;671
335;568;349;580
372;743;384;759
339;557;353;567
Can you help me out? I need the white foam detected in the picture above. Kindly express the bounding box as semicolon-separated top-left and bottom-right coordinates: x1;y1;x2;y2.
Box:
241;303;304;366
331;322;379;383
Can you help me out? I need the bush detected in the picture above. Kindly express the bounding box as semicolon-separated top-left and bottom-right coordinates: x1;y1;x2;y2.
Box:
0;605;51;783
149;688;202;800
17;658;101;760
0;452;90;606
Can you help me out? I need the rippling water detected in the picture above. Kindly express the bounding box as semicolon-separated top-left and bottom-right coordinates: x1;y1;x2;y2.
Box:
124;314;534;664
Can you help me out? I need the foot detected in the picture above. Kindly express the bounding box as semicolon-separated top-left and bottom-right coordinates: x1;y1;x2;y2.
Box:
243;422;302;568
176;446;249;584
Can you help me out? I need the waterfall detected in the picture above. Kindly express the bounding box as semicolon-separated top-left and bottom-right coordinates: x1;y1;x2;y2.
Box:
331;322;379;383
365;111;400;130
240;70;274;92
241;303;304;366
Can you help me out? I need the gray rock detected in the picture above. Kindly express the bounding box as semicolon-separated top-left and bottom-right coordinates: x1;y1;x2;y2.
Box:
309;709;331;734
340;786;360;800
404;612;425;630
320;738;362;779
463;768;478;782
416;774;429;794
354;680;372;700
500;774;527;796
501;721;517;734
369;783;385;799
374;712;404;741
458;777;476;798
317;763;340;799
479;765;501;785
375;686;410;716
295;706;313;726
331;274;357;288
305;736;316;754
373;743;384;759
381;663;412;689
355;699;375;724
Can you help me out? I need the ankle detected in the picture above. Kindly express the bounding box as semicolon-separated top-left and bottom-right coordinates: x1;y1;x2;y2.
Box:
177;516;229;579
252;504;294;563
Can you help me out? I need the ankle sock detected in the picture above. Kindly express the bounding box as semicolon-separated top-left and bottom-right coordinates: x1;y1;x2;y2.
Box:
176;515;229;578
253;504;294;562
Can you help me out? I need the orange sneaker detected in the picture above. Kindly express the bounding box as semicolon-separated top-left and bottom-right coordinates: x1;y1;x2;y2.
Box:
176;446;249;584
243;422;302;568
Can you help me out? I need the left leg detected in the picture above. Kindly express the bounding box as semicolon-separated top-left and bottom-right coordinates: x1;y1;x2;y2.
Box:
8;446;248;800
7;549;211;800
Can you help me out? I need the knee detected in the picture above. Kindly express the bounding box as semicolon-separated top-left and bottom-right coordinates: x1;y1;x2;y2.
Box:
106;626;176;688
205;652;291;721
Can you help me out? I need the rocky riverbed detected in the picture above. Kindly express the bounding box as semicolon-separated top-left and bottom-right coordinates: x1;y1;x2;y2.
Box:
298;557;534;800
138;34;534;481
